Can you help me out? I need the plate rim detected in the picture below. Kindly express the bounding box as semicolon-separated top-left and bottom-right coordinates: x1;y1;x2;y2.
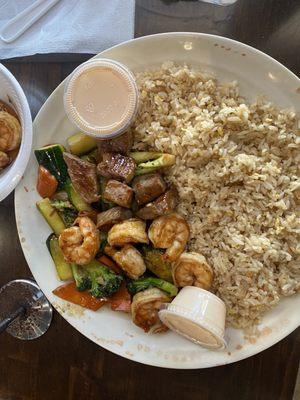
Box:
15;32;300;369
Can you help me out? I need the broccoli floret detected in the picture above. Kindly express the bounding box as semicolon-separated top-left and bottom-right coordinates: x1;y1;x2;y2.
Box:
71;264;91;291
142;246;173;282
51;200;78;227
61;208;78;227
134;154;176;176
85;261;123;298
127;277;178;297
71;260;123;297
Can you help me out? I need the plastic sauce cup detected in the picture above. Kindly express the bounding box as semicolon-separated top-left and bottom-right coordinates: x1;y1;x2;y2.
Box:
159;286;227;350
64;59;139;139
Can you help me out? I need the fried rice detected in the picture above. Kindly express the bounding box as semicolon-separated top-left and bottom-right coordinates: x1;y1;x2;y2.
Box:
131;62;300;329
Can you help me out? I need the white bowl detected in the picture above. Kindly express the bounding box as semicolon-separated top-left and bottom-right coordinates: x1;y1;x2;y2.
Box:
0;63;32;201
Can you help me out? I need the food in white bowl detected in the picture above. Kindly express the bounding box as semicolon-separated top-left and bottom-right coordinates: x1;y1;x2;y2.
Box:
0;63;32;201
0;100;22;170
15;33;300;369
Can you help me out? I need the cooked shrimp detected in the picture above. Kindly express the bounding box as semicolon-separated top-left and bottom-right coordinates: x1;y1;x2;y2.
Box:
172;252;214;290
0;111;21;152
107;218;149;247
148;213;190;262
105;245;146;280
131;288;171;333
59;216;99;265
0;151;10;168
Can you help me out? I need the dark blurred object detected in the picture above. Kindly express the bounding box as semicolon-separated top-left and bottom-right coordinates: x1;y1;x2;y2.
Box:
0;279;52;340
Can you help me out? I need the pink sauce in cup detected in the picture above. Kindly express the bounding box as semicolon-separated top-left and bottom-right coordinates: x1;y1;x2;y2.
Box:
64;59;139;139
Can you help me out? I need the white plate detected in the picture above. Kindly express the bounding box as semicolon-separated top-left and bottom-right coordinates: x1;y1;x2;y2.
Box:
15;33;300;369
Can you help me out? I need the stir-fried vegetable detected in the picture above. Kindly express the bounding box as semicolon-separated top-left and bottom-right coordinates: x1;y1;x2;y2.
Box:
127;277;178;297
97;254;121;274
80;148;99;164
36;135;182;325
36;197;66;236
130;152;162;164
67;132;97;155
71;264;91;291
53;281;107;311
109;282;131;312
36;165;58;198
51;200;78;227
142;246;173;282
46;233;73;280
134;154;176;176
35;144;68;189
89;264;123;298
65;180;92;212
51;190;69;201
72;260;123;298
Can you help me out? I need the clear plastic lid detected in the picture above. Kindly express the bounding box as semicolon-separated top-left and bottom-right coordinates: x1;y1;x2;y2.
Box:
64;59;139;139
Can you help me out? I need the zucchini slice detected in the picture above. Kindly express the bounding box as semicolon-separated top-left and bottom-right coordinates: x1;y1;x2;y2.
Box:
130;152;162;164
134;154;176;176
80;148;99;164
37;198;66;236
35;144;69;190
46;234;73;280
67;133;97;156
65;180;92;212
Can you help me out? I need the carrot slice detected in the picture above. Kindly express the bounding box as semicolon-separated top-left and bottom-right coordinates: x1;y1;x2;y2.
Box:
97;255;122;274
109;282;131;313
53;281;107;311
37;165;58;198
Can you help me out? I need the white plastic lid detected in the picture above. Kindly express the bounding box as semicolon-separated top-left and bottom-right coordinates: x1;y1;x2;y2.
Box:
159;286;227;350
64;59;139;139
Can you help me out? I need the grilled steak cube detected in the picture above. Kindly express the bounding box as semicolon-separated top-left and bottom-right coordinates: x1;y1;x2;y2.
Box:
132;173;167;205
97;152;136;183
97;207;133;230
63;152;99;203
98;131;133;155
103;180;134;208
136;187;178;220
